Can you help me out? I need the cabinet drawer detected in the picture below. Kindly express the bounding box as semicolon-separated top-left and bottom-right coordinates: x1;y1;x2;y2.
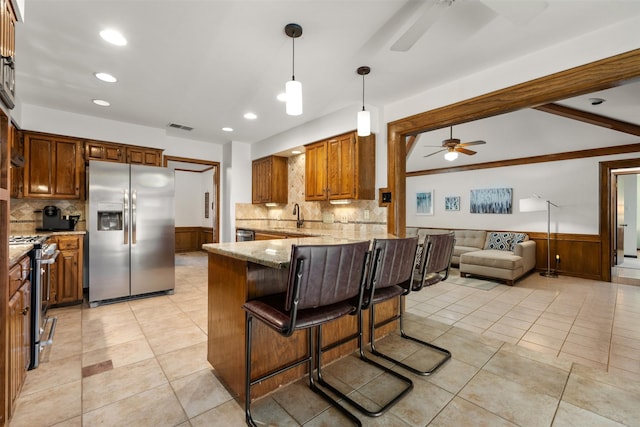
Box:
56;236;80;250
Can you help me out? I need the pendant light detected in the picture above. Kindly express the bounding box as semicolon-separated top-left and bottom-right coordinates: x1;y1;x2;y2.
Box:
356;66;371;137
284;23;303;116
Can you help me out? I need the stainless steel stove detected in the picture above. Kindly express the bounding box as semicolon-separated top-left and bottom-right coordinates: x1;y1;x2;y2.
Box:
9;235;59;369
9;235;48;245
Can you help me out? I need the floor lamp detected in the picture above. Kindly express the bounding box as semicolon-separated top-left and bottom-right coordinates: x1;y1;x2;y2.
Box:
519;196;559;278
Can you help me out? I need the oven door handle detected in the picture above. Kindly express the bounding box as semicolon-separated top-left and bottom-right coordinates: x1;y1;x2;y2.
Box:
39;249;60;265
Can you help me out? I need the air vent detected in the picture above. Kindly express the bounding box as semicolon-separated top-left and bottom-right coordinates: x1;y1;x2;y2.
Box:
167;123;194;132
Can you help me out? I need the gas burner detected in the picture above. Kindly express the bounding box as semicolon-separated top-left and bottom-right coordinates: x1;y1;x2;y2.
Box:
9;235;48;245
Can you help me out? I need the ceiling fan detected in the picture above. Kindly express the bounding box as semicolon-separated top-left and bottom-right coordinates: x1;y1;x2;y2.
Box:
423;127;486;160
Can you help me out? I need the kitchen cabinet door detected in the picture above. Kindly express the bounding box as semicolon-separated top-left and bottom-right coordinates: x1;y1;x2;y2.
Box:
51;235;83;306
252;156;287;204
22;132;83;199
126;146;163;166
85;140;125;163
327;134;355;200
9;122;22;197
8;259;30;418
304;141;327;201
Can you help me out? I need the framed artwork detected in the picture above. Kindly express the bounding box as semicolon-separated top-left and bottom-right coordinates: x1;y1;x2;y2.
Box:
416;191;434;215
444;196;460;211
470;187;513;214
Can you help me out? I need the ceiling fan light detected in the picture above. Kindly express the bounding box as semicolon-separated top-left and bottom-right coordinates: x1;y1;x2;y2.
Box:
444;151;458;161
285;79;302;116
357;110;370;137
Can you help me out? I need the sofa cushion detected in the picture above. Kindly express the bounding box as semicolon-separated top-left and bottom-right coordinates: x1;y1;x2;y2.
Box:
484;232;513;251
509;233;529;251
461;249;524;270
453;230;486;249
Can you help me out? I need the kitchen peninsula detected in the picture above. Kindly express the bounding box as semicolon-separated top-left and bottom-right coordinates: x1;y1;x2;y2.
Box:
203;230;399;401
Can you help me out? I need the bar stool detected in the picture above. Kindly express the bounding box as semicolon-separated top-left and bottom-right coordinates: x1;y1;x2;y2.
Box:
315;237;418;417
368;232;456;376
243;241;371;427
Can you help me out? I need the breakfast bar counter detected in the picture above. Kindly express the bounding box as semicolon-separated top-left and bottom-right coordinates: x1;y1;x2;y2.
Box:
203;234;399;401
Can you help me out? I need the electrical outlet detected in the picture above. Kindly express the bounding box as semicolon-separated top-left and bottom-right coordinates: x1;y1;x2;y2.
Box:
364;209;370;220
341;215;348;224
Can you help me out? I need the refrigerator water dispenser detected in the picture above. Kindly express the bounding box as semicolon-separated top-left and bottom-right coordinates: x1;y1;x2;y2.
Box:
96;203;123;231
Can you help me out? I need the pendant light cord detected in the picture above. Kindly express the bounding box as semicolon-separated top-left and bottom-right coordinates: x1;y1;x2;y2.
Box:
361;73;366;112
291;35;295;81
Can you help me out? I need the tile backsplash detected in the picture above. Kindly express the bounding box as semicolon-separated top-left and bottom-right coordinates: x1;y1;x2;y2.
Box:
10;199;86;234
236;153;388;234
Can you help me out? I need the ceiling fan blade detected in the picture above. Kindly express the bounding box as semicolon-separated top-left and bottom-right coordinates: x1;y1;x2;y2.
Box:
459;140;486;147
390;0;450;52
456;147;477;155
423;148;446;158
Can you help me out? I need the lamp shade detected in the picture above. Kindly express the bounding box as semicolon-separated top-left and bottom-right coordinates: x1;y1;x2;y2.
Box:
519;197;547;212
357;110;370;137
285;80;302;116
444;151;458;161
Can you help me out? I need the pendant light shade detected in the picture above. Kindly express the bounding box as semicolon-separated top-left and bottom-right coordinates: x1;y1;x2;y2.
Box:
285;79;302;116
356;66;371;136
285;23;303;116
357;110;370;137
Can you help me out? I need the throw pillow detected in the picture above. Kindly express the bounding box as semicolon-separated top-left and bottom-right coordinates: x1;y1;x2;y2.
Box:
510;233;528;251
485;232;513;251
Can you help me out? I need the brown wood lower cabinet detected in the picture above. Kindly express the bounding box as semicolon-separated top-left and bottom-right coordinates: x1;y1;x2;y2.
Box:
50;235;84;306
7;255;31;419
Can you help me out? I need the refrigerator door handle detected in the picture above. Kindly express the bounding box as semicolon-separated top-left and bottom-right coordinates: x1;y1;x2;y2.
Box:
132;189;137;244
124;189;129;245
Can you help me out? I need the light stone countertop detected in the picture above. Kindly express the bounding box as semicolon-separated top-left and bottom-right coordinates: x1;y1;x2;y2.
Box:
9;231;87;266
203;229;397;269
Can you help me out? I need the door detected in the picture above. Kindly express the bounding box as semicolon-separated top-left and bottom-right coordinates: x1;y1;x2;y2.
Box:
130;164;175;296
88;161;130;303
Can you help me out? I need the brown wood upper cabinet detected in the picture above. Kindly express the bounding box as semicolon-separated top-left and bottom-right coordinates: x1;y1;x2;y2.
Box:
126;146;162;166
0;0;17;109
305;131;375;201
252;155;288;204
85;140;125;163
85;140;163;166
22;132;83;199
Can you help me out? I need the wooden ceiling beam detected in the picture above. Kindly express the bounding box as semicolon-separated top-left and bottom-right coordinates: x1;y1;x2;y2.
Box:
405;135;417;157
533;103;640;137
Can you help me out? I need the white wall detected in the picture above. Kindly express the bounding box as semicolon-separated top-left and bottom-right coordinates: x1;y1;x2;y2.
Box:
407;152;640;235
221;140;251;242
174;169;215;228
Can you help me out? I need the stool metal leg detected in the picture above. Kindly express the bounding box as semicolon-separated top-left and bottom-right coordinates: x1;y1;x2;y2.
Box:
369;296;451;376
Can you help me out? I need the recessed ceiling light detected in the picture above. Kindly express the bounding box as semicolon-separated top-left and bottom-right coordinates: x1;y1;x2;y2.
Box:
100;29;127;46
94;72;117;83
244;112;257;120
92;99;110;107
222;127;233;132
276;93;287;102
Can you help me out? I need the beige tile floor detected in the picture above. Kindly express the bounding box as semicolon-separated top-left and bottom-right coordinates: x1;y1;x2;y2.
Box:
9;252;640;426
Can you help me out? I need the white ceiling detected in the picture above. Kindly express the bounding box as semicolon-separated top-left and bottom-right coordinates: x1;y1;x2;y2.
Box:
14;0;640;150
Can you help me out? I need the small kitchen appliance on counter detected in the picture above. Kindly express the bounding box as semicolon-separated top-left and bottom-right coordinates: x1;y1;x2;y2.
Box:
37;205;80;231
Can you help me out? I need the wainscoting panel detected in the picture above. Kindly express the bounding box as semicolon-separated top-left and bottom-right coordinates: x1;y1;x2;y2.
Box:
175;227;215;252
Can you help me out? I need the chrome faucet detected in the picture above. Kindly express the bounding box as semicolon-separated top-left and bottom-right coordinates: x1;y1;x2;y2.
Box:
292;203;304;228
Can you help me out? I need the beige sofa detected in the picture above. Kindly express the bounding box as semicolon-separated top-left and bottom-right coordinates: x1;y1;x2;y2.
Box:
406;228;536;285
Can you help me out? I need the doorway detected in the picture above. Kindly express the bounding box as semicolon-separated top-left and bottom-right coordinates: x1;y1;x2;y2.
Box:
163;155;220;249
601;159;640;285
611;168;640;283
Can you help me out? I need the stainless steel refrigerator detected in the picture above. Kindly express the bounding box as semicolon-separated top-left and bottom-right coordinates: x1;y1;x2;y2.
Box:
88;160;175;306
